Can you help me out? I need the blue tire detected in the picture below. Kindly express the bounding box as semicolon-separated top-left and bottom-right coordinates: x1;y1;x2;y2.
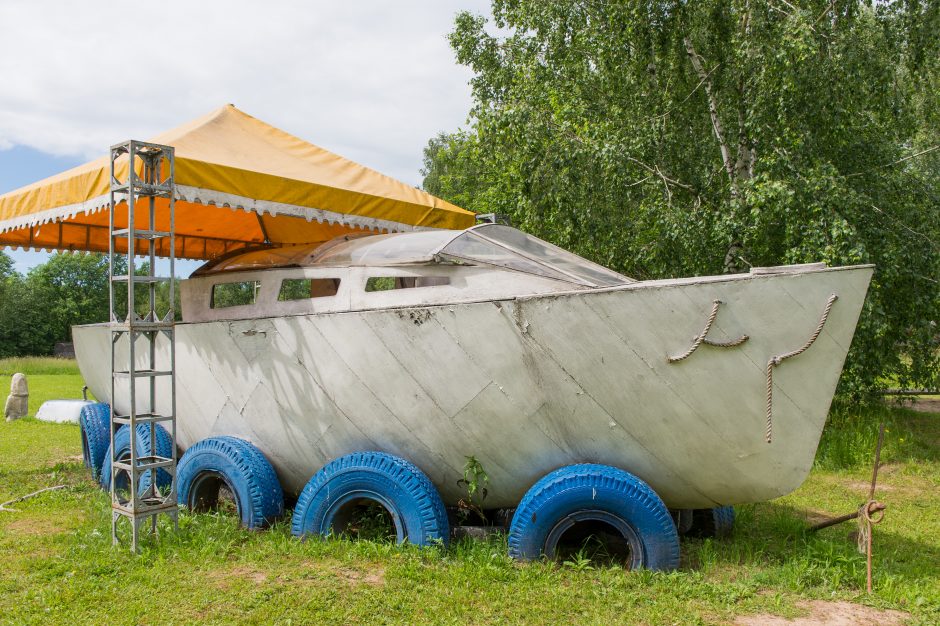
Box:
79;403;110;482
508;464;680;571
292;451;449;547
177;436;284;529
690;506;735;538
100;424;173;494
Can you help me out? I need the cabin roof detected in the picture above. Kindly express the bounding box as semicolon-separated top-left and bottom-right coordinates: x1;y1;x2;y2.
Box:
192;225;634;288
191;229;460;276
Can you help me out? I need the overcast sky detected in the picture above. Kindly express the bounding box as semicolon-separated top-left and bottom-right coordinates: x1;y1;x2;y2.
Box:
0;0;491;272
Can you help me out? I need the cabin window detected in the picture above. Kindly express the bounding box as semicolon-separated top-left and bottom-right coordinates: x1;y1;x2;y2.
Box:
278;278;341;301
365;276;450;292
210;280;261;308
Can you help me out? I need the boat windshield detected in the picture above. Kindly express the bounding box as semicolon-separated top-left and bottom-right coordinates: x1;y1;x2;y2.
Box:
190;225;633;287
436;224;633;288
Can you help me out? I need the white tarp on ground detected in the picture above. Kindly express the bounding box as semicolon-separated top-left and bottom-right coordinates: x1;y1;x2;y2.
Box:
35;400;91;424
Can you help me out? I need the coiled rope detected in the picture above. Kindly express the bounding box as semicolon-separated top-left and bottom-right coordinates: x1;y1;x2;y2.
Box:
764;293;838;443
667;300;749;363
858;499;886;588
809;423;887;593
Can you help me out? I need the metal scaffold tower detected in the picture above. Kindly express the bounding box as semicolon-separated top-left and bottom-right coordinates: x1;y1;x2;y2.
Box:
108;141;178;551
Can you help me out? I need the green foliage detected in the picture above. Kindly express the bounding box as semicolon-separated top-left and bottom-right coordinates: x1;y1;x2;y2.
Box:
209;279;259;309
0;252;182;357
815;398;936;471
424;0;940;394
111;256;182;322
364;276;398;292
344;501;398;543
278;278;312;301
0;251;13;280
456;455;489;523
0;251;111;358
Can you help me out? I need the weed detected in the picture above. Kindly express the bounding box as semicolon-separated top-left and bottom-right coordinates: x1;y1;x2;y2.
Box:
456;455;489;524
346;501;397;543
562;545;596;572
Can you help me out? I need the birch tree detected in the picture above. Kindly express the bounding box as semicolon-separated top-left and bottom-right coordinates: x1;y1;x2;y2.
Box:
424;0;939;394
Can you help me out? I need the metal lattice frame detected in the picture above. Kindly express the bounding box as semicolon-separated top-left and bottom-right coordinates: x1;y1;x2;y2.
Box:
108;141;178;551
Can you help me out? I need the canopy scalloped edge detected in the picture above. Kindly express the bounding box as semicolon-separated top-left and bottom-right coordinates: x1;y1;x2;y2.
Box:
0;185;432;237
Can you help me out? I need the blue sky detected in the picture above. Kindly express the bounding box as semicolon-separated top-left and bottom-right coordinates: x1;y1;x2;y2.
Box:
0;0;491;276
0;147;87;274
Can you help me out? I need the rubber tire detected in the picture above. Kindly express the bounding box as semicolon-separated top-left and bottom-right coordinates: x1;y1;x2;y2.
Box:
688;506;735;538
100;424;173;493
177;436;284;528
508;464;680;571
291;451;449;547
79;403;110;482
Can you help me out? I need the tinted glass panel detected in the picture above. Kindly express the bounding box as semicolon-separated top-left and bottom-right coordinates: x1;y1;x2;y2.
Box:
472;224;631;287
439;233;576;284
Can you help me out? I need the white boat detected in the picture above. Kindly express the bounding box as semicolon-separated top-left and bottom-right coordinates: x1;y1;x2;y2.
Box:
73;224;872;512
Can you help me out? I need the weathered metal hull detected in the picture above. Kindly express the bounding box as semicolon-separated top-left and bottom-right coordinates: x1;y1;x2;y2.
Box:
74;265;872;509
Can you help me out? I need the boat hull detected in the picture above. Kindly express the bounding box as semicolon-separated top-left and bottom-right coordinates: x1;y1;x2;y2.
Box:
74;265;872;509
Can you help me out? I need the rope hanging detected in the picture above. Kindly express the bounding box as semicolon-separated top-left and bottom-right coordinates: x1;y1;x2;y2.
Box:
667;299;749;363
764;293;839;443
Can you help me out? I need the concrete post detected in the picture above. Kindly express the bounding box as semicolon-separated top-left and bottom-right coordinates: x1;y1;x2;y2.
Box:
4;373;28;421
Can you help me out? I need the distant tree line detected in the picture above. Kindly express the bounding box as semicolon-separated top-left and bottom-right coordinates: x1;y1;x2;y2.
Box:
422;0;939;395
0;250;179;358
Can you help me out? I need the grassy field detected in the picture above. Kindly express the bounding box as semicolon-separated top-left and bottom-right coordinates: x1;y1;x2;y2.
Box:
0;357;90;417
0;359;937;624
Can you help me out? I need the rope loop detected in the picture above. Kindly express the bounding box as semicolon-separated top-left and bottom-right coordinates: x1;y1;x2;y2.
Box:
668;299;748;363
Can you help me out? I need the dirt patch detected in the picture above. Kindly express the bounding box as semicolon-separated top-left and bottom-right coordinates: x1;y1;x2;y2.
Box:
335;566;385;586
210;565;269;590
844;480;894;493
734;600;908;625
209;561;385;590
3;515;71;536
891;396;940;414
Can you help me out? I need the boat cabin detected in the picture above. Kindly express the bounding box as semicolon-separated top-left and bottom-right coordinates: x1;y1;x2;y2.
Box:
181;224;633;322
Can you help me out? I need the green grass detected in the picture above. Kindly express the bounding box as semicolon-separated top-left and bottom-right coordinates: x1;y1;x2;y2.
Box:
0;356;82;376
0;369;937;624
0;356;89;419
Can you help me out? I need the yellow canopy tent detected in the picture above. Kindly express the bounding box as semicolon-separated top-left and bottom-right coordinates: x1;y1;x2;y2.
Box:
0;105;475;259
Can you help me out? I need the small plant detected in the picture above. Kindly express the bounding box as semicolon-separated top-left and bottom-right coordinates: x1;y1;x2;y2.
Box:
456;455;489;524
562;545;596;572
347;501;396;543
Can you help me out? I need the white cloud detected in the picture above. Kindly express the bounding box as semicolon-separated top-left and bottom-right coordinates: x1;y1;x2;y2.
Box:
0;0;490;185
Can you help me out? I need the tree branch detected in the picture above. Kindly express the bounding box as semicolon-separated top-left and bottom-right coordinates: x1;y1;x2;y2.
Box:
684;37;738;194
0;485;67;512
645;62;722;121
845;145;940;179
